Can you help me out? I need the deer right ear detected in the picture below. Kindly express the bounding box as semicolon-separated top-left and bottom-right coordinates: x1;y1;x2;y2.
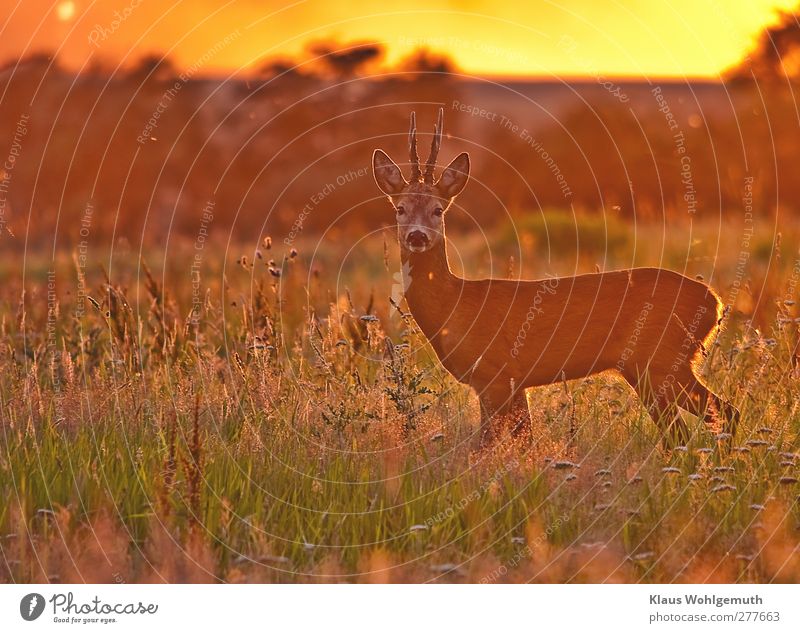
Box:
437;152;470;198
372;150;406;196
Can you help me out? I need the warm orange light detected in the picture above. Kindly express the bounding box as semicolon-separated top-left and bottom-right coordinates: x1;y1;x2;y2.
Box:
2;0;799;78
55;0;75;22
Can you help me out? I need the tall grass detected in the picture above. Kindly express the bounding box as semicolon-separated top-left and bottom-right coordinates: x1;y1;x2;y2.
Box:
0;214;799;583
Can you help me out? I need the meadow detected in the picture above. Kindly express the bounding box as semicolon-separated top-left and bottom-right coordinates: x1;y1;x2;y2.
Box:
1;209;799;583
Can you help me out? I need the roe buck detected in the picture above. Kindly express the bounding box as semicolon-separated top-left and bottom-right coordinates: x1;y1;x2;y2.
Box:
372;108;739;448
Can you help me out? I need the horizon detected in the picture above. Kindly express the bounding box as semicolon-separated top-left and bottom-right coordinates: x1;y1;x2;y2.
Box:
1;0;797;80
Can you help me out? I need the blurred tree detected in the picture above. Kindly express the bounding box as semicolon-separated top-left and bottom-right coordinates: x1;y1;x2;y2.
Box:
0;51;57;75
306;41;383;78
259;58;304;78
127;54;177;82
396;48;458;76
727;7;800;82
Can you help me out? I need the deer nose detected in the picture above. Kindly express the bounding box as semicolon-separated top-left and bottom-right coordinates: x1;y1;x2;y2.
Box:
406;230;430;249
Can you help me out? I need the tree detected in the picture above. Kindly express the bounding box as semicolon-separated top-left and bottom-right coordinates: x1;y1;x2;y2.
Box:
306;41;383;78
727;8;800;83
127;54;177;82
396;48;457;76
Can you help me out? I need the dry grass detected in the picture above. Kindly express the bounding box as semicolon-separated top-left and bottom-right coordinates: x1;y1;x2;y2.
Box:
1;212;799;583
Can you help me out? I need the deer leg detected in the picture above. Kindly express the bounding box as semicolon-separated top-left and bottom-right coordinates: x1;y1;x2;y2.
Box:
651;393;690;448
720;399;741;437
625;372;689;448
507;391;531;437
477;386;528;449
678;378;740;437
477;392;499;450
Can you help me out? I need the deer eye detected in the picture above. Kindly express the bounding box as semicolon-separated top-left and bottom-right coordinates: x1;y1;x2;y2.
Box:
396;206;406;215
432;207;443;217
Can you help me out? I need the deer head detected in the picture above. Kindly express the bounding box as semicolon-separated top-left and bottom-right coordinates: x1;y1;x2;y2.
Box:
372;108;470;253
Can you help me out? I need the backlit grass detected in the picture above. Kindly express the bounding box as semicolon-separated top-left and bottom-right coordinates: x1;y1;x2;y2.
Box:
1;213;799;582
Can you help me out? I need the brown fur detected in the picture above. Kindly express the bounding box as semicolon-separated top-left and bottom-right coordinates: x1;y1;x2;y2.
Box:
373;109;739;448
402;241;738;446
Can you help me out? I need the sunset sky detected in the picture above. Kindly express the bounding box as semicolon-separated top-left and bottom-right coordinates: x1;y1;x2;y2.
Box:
1;0;797;78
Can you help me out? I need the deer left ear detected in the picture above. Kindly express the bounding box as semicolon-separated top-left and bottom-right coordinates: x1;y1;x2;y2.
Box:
437;152;470;198
372;149;407;195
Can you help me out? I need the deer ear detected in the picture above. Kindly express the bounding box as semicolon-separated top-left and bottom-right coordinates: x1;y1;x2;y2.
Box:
372;150;406;195
437;152;470;198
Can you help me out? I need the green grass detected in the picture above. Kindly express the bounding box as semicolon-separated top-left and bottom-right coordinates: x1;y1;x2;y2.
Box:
1;214;799;583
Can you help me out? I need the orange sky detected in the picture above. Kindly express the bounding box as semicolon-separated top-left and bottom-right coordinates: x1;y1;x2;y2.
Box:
0;0;797;78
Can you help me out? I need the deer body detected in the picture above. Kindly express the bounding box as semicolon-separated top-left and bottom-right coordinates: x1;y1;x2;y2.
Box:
374;109;738;447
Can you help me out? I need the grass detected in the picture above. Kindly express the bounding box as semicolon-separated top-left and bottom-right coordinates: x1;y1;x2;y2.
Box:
1;211;799;583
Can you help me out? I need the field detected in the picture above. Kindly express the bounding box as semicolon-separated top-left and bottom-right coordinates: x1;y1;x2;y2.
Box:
1;209;799;583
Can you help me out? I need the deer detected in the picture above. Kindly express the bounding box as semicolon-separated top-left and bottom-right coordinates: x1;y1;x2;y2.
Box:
372;108;740;449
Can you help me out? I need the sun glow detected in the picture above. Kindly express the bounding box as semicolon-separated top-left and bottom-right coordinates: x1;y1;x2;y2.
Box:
1;0;799;78
55;0;76;22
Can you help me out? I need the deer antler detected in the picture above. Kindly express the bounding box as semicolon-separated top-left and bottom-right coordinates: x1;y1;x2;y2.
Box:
423;107;444;184
408;112;421;181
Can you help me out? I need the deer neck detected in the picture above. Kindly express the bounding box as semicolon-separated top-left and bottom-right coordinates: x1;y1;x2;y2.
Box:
400;237;459;334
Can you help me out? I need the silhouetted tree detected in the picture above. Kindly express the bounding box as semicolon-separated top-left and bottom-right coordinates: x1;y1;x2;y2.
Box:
306;41;383;78
259;58;304;78
396;48;457;76
0;51;57;75
128;54;177;82
727;7;800;83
